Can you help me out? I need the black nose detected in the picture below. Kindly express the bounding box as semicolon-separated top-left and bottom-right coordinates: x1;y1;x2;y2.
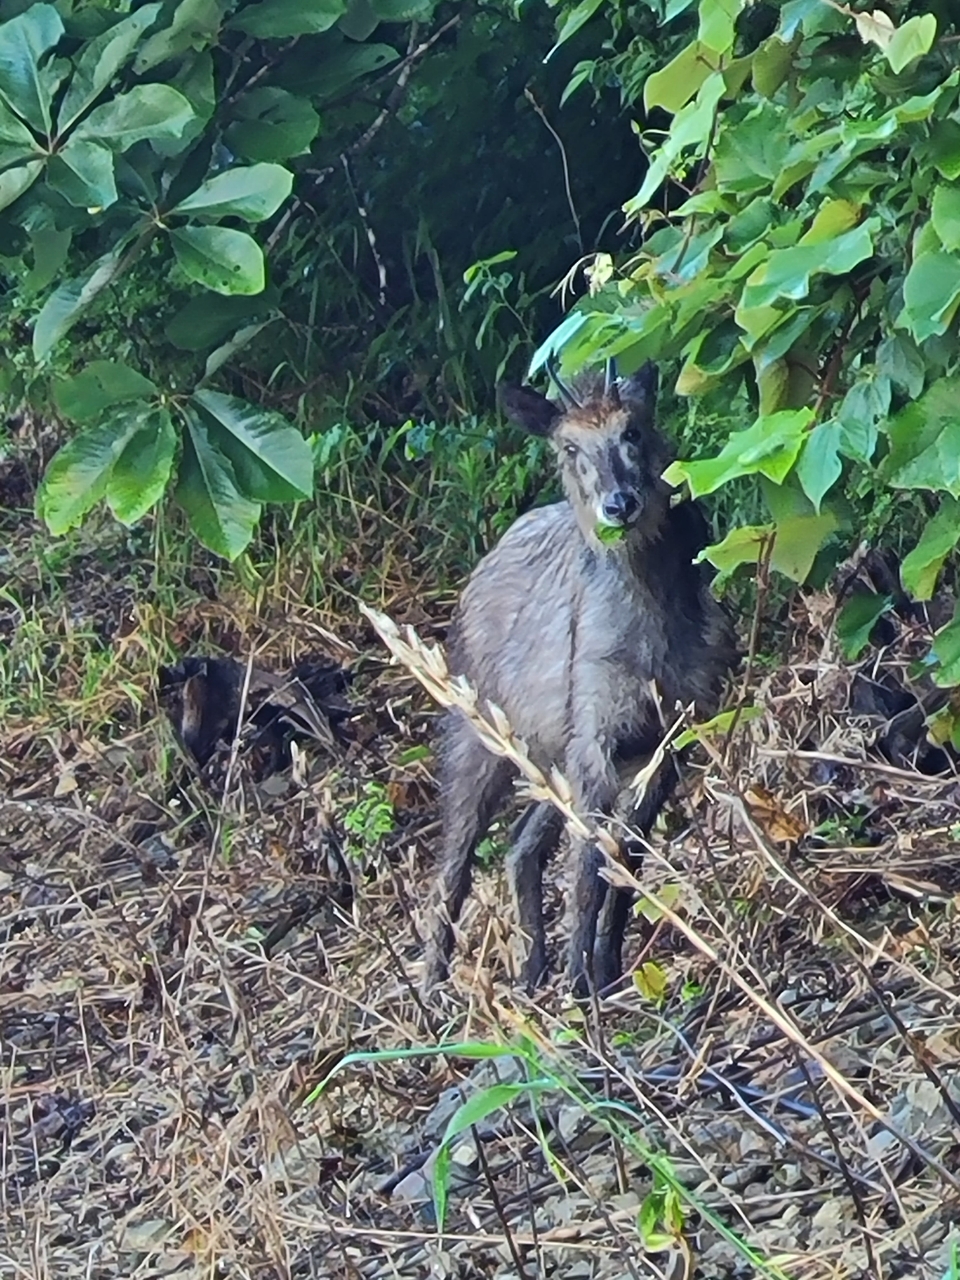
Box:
602;492;638;523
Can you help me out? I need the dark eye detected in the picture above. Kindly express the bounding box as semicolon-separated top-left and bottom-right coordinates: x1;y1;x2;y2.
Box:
563;442;579;458
622;428;641;446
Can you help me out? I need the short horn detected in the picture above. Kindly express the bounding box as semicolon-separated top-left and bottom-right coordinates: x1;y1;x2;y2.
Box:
545;350;581;409
604;357;620;405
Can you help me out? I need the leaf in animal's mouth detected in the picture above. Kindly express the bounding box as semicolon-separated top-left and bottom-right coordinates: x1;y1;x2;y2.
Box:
595;521;627;544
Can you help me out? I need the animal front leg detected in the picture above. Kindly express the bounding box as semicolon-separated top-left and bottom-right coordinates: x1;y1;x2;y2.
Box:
506;802;564;991
563;738;620;997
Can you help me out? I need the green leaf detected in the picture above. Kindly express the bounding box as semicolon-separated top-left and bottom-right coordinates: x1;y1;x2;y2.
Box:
202;320;271;379
836;375;889;464
33;244;127;360
663;408;813;497
46;137;116;207
768;511;837;582
596;520;627;544
228;0;346;38
884;14;937;76
0;99;43;167
170;162;292;221
224;87;319;162
72;84;193;151
36;408;146;534
740;221;877;311
0;157;42;211
877;333;924;399
932;606;960;686
644;41;716;114
901;498;960;601
932;186;960;253
545;0;604;60
107;406;177;525
53;360;158;424
23;225;71;293
752;35;796;98
699;523;772;575
698;0;742;56
191;389;313;502
699;511;836;584
926;119;960;182
339;0;379;40
56;5;163;133
835;591;891;661
796;420;843;512
899;251;960;344
634;959;669;1002
134;0;225;74
290;42;398;102
175;406;261;559
0;3;64;135
165;291;275;350
884;378;960;496
627;73;724;213
441;1081;548;1146
169;225;265;295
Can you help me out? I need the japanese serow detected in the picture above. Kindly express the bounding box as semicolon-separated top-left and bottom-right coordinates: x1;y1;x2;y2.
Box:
423;360;736;995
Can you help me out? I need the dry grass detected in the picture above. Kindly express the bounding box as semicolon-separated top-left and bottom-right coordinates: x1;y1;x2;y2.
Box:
3;451;960;1277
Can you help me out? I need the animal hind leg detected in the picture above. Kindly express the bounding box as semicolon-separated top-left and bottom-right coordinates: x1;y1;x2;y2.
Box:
506;802;564;991
422;717;514;991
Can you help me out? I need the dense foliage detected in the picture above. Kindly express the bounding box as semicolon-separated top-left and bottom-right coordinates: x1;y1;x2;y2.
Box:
540;0;960;714
0;0;638;558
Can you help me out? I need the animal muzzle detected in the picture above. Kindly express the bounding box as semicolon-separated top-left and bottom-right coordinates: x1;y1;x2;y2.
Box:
600;491;639;526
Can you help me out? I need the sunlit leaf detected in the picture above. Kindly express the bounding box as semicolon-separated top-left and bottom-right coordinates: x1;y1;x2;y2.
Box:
901;498;960;601
36;408;146;533
191;389;313;501
57;5;163;132
107;407;177;525
170;162;292;220
664;408;813;497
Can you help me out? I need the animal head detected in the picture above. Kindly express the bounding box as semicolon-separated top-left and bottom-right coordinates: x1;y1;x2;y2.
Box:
499;360;672;548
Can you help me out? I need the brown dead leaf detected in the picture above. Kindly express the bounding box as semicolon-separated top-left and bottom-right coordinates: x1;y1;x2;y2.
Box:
744;785;806;843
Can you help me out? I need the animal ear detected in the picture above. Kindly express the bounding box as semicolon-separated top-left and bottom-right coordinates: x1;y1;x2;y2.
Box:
620;361;659;410
497;384;561;436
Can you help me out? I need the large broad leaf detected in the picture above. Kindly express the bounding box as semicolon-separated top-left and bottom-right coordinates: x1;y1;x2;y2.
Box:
644;40;716;114
932;606;960;687
884;378;960;496
664;408;813;497
228;0;346;38
739;220;877;311
36;408;146;534
46;136;116;207
33;243;128;360
169;225;265;295
24;225;71;293
899;251;960;343
54;360;158;423
796;420;843;512
700;511;836;583
932;186;960;253
57;5;163;133
877;333;924;398
165;289;277;350
0;3;64;135
224;87;320;162
698;0;743;56
170;162;292;221
836;591;892;660
134;0;225;74
0;157;42;212
107;406;177;525
175;406;261;559
283;42;398;101
0;99;43;168
885;14;937;75
191;389;313;502
901;497;960;601
72;84;193;151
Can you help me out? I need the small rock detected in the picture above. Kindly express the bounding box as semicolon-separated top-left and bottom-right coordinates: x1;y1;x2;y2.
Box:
738;1128;768;1158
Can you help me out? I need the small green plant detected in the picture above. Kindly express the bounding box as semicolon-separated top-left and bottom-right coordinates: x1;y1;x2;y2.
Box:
343;781;395;862
639;1169;686;1253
